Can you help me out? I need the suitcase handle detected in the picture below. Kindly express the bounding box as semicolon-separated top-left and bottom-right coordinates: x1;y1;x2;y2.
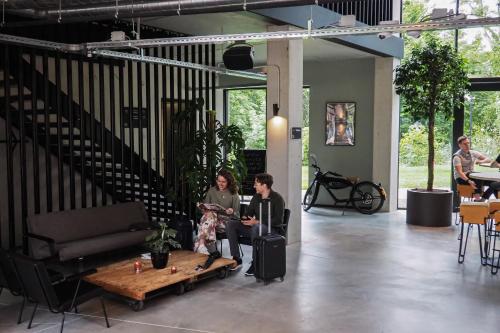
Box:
259;198;271;237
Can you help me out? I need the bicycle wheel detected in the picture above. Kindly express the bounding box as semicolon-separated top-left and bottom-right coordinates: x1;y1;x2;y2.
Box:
303;181;319;212
350;181;385;214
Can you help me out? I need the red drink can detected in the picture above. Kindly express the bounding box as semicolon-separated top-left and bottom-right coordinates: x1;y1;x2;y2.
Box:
171;266;177;274
134;260;142;274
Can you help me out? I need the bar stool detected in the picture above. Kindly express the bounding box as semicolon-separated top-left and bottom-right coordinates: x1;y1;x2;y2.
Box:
458;202;489;265
489;211;500;274
488;199;500;229
455;184;475;225
488;199;500;273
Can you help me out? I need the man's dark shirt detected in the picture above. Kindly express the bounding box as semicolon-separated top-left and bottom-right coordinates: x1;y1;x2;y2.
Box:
245;190;285;228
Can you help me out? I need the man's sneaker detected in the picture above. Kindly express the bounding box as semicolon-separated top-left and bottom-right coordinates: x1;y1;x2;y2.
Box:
244;262;255;276
230;257;243;271
475;198;487;202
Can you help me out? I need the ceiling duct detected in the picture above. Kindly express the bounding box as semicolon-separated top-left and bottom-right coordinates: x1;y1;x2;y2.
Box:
7;0;344;20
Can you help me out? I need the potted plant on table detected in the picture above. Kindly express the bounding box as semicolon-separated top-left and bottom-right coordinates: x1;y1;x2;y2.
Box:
394;37;468;227
145;222;181;269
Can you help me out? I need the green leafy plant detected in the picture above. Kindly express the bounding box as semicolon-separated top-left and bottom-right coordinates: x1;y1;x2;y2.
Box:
145;222;180;253
174;98;247;204
394;37;468;191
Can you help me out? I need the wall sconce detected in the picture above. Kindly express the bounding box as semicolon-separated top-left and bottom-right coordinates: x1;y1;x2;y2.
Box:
269;103;285;129
273;103;280;117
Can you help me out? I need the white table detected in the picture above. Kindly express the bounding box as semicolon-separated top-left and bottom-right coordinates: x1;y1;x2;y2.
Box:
469;172;500;182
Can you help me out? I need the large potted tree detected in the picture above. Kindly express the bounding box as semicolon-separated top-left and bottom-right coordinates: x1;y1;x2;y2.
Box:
174;98;247;205
394;37;468;227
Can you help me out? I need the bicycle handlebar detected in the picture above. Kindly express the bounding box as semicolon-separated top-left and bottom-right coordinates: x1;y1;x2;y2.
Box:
325;171;343;177
311;164;344;177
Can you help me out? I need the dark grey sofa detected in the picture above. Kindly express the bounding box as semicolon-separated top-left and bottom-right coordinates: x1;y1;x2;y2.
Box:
27;202;153;261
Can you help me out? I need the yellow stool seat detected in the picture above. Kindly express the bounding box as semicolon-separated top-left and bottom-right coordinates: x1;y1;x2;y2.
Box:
459;202;489;225
457;184;475;199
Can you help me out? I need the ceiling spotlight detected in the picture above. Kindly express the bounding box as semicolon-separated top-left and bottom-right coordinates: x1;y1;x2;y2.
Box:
338;15;356;27
430;8;453;20
377;20;399;40
407;30;421;38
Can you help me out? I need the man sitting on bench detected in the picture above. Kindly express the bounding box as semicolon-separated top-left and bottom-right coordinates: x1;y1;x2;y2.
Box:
225;173;285;276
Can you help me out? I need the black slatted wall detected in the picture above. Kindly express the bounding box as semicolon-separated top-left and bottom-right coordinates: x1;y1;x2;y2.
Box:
0;21;216;250
322;0;394;26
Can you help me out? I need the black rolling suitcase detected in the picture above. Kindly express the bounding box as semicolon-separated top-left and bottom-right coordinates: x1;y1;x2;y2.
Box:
253;199;286;283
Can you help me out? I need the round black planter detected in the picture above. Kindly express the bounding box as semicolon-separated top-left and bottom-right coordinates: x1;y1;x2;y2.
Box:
151;251;169;269
406;189;452;227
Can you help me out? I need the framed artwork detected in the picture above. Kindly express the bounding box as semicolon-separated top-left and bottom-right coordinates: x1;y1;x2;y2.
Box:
325;102;355;146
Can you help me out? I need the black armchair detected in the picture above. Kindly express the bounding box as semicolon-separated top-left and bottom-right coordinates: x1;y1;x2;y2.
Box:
0;248;26;324
10;253;110;333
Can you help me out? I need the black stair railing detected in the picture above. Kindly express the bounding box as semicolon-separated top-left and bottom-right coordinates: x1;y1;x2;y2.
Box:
0;42;217;250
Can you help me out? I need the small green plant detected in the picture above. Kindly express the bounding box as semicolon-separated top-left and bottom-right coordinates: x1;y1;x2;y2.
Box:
145;222;180;253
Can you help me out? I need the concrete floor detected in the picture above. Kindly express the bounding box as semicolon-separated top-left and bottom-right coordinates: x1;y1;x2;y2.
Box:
1;208;500;333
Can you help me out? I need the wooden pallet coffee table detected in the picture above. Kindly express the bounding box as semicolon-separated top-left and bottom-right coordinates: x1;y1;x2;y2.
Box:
84;250;236;310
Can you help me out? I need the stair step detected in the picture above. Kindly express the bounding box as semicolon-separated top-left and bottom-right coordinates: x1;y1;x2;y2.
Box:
78;162;124;171
52;141;100;150
68;151;112;159
12;99;49;110
27;120;70;128
0;87;31;97
95;172;137;179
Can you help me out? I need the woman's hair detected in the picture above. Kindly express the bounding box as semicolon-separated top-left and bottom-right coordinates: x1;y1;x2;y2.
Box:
217;169;238;195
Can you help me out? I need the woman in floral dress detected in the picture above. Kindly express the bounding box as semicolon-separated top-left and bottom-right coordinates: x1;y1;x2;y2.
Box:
194;169;240;256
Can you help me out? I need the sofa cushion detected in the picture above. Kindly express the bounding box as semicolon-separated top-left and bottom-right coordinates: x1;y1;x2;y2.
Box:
58;230;152;262
28;202;149;243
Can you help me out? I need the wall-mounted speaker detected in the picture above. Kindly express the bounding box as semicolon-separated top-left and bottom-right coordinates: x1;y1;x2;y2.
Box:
223;43;254;70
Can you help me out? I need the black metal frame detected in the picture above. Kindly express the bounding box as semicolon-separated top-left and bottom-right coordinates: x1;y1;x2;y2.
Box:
458;217;488;266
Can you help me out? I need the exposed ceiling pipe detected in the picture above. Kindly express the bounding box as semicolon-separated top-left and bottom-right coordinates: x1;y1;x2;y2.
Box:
83;17;500;50
1;17;499;53
93;49;267;81
7;0;346;20
0;32;266;80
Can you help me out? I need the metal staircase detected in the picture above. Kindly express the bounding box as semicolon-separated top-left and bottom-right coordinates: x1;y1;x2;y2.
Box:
0;54;171;222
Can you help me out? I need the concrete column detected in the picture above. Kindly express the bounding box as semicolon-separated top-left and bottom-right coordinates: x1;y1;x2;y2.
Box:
266;26;303;243
392;0;401;21
373;57;400;212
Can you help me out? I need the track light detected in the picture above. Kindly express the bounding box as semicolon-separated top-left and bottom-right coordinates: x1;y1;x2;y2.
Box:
377;20;399;40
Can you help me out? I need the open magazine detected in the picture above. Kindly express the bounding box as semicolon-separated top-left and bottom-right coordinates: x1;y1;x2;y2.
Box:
197;202;227;214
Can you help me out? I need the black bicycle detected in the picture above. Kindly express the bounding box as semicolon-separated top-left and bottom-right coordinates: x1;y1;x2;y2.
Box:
303;157;386;214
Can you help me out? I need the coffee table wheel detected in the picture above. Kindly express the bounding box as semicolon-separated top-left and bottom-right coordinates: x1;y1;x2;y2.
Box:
131;301;144;312
176;283;185;295
280;276;284;282
185;282;194;292
217;267;228;279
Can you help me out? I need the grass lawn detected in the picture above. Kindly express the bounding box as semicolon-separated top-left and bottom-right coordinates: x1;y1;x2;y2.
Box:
302;165;309;190
399;164;492;189
304;164;493;191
